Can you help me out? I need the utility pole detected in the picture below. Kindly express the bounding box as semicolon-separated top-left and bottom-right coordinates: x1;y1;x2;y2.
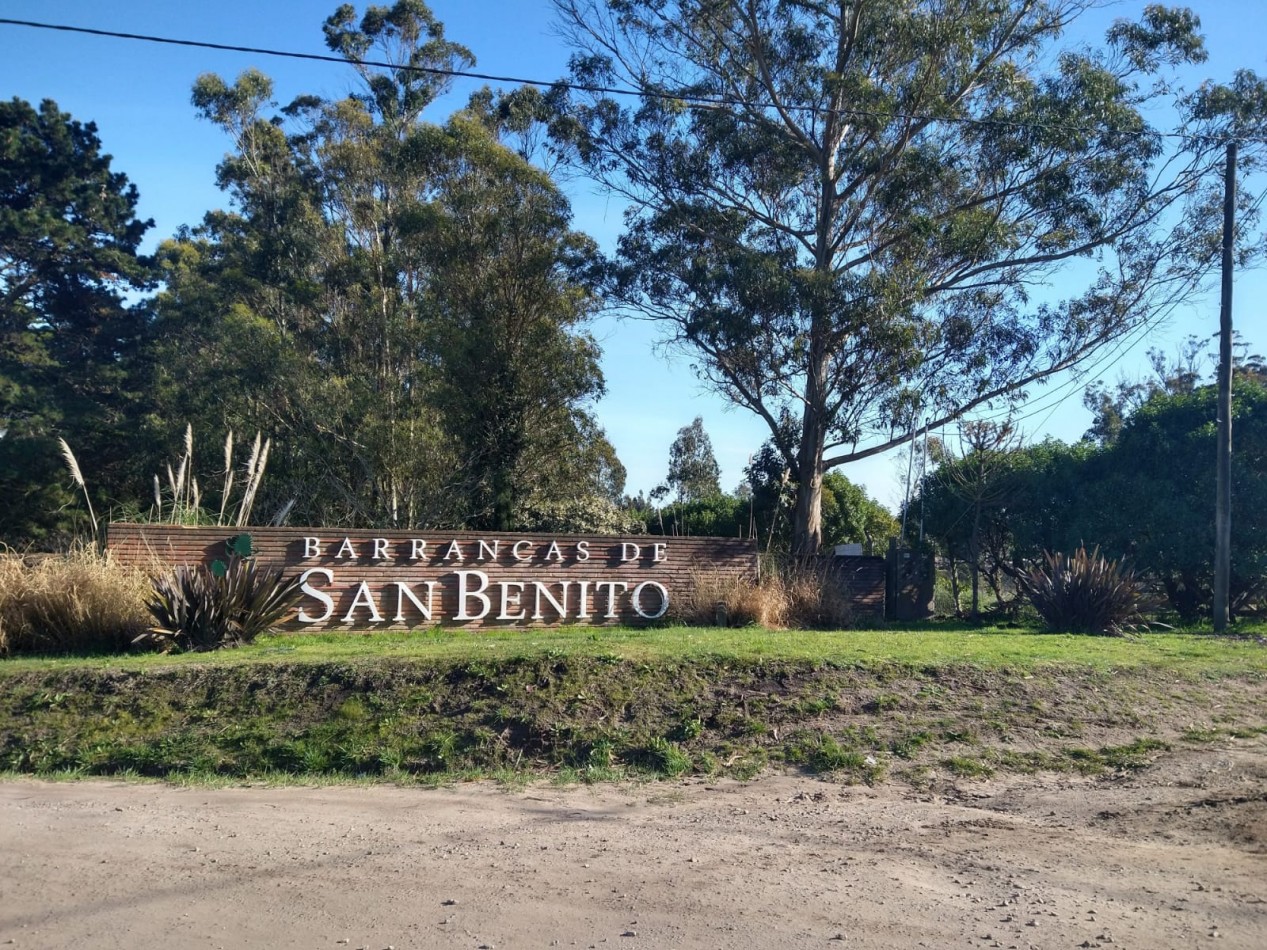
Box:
1214;141;1237;633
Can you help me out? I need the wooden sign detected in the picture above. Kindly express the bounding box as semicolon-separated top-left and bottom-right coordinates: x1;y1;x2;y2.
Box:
107;524;757;630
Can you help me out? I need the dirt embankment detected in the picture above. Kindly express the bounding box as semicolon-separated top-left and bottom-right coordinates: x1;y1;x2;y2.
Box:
5;659;1267;783
3;738;1266;949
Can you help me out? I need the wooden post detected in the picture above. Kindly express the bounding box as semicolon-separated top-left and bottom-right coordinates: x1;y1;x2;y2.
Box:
885;537;898;621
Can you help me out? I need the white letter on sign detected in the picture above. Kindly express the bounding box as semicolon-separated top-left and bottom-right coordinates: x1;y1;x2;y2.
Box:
533;581;569;620
303;537;322;559
297;568;335;623
631;581;669;620
596;581;629;618
393;581;436;623
497;581;526;621
621;543;640;562
455;570;491;620
342;582;383;623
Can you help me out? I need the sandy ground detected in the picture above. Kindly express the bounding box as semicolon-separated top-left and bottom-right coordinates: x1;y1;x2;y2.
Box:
1;741;1265;950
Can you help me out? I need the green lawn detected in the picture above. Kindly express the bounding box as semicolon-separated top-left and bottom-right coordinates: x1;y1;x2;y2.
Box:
4;623;1265;675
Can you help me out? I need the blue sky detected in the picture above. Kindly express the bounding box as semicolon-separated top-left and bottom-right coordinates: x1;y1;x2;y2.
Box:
2;0;1264;511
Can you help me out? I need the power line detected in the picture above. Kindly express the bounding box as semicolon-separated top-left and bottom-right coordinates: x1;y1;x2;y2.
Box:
960;180;1267;433
952;288;1203;436
1;16;1262;146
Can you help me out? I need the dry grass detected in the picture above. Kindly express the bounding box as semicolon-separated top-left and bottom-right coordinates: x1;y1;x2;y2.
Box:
0;546;154;656
671;569;777;627
672;559;854;630
772;559;854;630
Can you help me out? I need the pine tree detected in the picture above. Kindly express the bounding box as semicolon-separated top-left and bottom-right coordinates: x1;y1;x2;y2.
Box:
0;97;154;542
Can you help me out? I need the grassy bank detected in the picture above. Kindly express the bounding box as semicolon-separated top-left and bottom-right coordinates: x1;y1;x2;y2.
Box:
3;627;1265;786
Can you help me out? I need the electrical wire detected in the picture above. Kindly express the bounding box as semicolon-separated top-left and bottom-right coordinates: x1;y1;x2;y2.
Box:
2;16;1266;146
953;182;1267;434
958;306;1181;431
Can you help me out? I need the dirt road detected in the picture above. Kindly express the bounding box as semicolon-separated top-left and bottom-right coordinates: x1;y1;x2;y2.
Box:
2;741;1265;949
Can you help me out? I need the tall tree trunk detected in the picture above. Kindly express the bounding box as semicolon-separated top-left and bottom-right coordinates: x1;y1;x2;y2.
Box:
985;565;1004;609
791;115;840;560
791;456;824;557
792;392;828;557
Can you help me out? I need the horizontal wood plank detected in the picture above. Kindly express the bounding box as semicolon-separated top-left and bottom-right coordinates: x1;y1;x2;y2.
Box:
107;523;759;631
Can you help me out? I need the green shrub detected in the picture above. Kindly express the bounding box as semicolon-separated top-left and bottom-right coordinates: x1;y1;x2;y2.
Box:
648;495;748;538
0;547;153;655
1013;545;1157;635
144;556;304;652
513;495;643;534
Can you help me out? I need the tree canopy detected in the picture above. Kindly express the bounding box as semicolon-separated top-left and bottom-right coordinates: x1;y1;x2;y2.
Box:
0;97;154;541
149;1;621;531
666;416;722;502
917;376;1267;619
550;0;1267;553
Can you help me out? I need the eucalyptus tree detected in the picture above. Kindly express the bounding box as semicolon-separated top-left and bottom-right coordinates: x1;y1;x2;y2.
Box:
155;2;613;528
666;416;722;502
550;0;1266;554
416;113;608;529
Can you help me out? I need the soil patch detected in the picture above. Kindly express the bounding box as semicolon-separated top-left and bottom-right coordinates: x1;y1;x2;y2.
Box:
3;738;1266;949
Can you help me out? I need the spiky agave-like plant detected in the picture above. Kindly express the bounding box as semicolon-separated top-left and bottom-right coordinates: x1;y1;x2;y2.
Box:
145;556;304;652
1013;546;1159;635
145;564;227;651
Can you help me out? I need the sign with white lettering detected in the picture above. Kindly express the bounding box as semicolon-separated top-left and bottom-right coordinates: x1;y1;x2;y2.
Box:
107;525;758;630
